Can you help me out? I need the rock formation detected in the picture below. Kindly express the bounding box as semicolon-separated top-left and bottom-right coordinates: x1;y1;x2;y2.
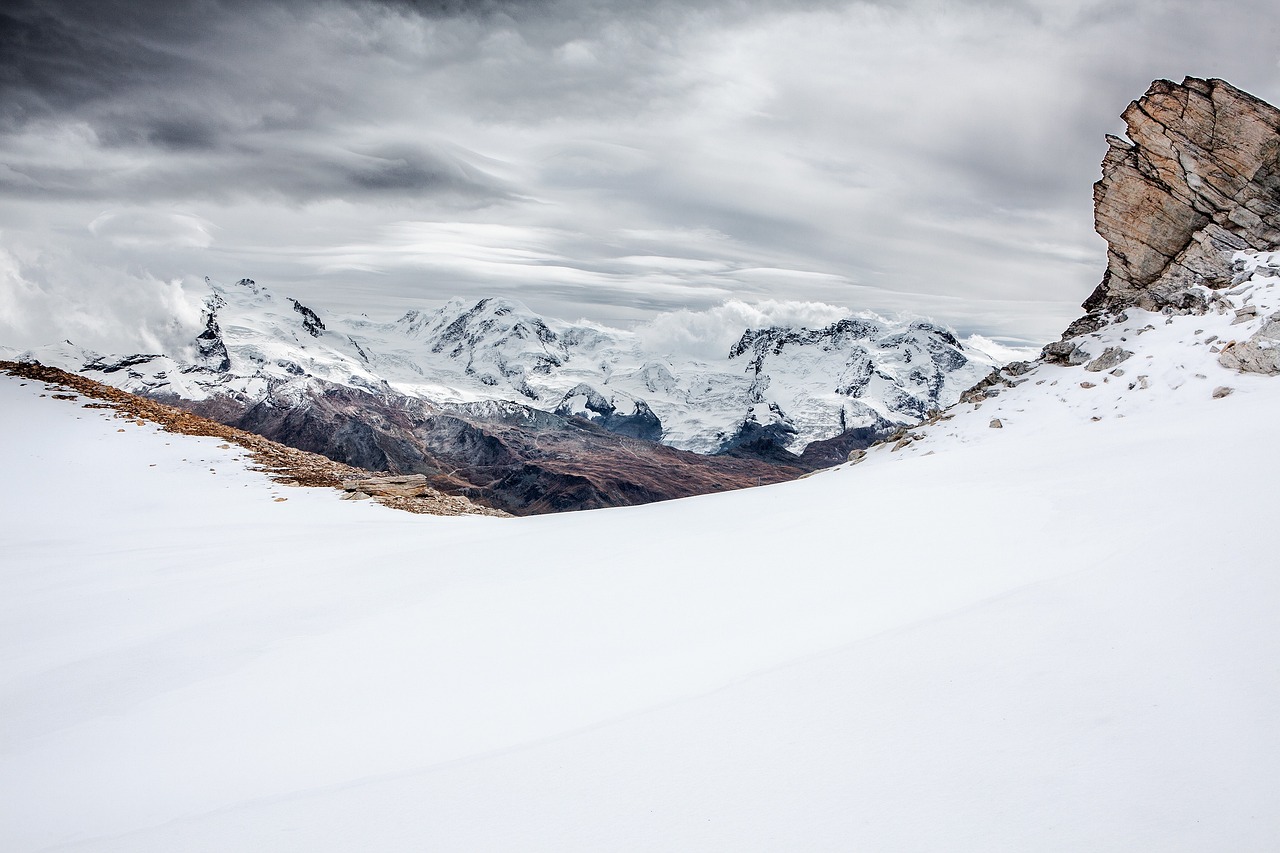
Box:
1085;77;1280;315
1042;77;1280;378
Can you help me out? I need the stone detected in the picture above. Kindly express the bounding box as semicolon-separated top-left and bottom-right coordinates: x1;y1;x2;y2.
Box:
1080;381;1096;389
846;449;866;464
988;418;1003;429
1219;311;1280;374
1041;340;1091;365
1085;78;1280;316
1212;386;1235;398
341;473;432;498
1084;347;1133;372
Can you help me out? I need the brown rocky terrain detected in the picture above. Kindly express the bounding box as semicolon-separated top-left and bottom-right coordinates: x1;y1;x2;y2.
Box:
175;382;809;515
0;360;507;517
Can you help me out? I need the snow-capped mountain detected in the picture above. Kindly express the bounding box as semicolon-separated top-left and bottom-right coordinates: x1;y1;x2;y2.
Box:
19;278;1000;457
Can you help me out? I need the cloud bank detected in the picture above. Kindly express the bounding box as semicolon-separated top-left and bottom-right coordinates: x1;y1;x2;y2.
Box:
2;0;1279;351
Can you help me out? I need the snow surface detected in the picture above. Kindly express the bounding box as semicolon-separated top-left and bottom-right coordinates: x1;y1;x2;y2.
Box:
4;265;1280;850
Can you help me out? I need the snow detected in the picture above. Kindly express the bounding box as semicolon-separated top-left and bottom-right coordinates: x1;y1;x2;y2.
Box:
4;266;1280;850
14;282;1011;455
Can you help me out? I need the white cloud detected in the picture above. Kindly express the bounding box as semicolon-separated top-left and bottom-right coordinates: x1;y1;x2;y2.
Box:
0;238;205;354
88;209;217;249
637;298;856;360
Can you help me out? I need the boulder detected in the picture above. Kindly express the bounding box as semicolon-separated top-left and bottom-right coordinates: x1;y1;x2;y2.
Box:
1084;78;1280;316
341;474;432;498
1219;313;1280;375
1084;347;1134;372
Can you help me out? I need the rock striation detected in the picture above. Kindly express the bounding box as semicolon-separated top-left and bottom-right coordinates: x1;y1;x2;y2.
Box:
1042;77;1280;373
1080;77;1280;319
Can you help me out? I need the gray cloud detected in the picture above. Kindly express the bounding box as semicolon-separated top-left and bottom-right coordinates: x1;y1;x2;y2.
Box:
1;0;1279;353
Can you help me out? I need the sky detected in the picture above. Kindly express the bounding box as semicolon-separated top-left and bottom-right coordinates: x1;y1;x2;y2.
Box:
2;0;1279;355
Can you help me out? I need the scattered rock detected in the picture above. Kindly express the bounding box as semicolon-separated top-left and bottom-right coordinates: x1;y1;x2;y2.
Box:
1219;312;1280;375
1212;386;1235;398
846;449;866;464
1084;347;1133;372
1232;306;1259;325
988;418;1003;429
1080;381;1096;389
1042;340;1092;365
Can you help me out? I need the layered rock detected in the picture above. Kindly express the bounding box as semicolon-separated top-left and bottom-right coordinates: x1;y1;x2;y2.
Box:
1081;77;1280;317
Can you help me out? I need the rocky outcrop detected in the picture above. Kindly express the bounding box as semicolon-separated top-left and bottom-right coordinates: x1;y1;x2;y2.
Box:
195;295;231;372
1081;77;1280;318
553;383;664;442
1039;77;1280;367
290;299;326;337
1219;310;1280;374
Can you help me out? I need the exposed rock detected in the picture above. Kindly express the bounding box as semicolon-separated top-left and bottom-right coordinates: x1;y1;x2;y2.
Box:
1042;340;1092;366
1212;386;1235;398
989;418;1003;429
1084;78;1280;316
342;474;432;498
1219;312;1280;374
178;379;809;516
1084;347;1134;372
194;296;230;372
290;299;326;337
553;383;663;442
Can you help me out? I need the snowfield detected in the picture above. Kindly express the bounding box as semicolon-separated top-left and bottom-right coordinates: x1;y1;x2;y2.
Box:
4;269;1280;850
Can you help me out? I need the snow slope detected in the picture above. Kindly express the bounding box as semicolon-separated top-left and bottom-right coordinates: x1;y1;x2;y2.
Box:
3;266;1280;851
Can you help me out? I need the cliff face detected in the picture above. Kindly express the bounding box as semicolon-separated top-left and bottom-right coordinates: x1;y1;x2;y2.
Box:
1083;76;1280;316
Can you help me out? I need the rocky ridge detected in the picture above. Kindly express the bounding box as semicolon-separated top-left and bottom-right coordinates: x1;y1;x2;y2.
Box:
0;359;508;517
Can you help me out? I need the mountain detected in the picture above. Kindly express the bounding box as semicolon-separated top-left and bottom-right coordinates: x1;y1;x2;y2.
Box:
8;281;999;513
5;77;1280;853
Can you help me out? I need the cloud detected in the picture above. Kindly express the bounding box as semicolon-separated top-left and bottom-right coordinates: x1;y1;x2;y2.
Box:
88;210;216;249
0;238;205;354
2;0;1280;355
637;299;856;360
